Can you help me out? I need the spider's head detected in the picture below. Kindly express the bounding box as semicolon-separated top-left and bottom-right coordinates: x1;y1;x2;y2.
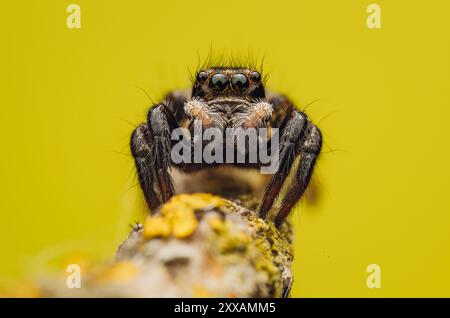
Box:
191;68;265;100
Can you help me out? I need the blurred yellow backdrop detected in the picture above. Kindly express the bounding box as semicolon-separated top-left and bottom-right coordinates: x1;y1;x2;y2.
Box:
1;0;450;297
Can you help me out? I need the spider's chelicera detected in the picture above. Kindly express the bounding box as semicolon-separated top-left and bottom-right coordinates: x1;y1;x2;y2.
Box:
131;67;322;227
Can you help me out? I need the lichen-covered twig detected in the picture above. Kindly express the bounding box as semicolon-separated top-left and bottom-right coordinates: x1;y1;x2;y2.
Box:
40;193;293;298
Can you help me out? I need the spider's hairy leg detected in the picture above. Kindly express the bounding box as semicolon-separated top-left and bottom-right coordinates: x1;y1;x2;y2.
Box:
275;120;322;228
146;104;177;203
131;98;186;211
163;89;191;119
259;110;307;219
130;124;161;211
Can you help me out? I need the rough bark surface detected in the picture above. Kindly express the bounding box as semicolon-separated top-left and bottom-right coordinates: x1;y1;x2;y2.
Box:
40;193;294;298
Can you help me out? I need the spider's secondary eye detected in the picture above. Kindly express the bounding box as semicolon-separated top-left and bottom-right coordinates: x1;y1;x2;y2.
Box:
231;73;249;90
250;71;261;82
210;73;228;90
197;71;208;83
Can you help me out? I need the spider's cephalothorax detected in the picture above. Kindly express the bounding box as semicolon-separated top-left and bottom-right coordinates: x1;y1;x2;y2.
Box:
130;67;322;228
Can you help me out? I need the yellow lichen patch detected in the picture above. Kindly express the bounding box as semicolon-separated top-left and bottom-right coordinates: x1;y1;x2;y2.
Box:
246;214;291;297
92;261;139;284
143;216;171;239
145;193;225;239
167;193;225;211
218;231;251;254
160;199;198;238
161;200;194;217
207;199;293;297
207;213;252;255
169;208;198;238
208;214;227;233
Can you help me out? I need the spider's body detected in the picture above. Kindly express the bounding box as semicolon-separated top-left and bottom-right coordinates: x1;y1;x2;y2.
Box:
131;67;322;227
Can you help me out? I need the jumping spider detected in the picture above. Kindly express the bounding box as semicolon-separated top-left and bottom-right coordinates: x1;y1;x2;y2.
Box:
131;66;322;228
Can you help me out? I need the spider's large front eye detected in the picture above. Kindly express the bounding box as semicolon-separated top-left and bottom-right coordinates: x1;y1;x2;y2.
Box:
231;73;249;91
197;71;208;83
210;73;228;90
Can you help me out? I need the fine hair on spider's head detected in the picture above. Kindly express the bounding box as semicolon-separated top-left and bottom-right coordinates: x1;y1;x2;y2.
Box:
188;49;269;86
189;50;269;100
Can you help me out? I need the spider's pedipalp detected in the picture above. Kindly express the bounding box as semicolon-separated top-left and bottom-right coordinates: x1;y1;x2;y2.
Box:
241;101;273;129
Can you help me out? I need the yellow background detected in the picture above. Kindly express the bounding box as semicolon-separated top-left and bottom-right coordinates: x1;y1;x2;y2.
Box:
1;0;450;297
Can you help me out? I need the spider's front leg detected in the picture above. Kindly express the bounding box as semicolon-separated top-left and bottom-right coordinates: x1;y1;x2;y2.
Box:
131;124;161;211
259;110;306;219
131;102;180;212
259;109;322;228
275;119;321;227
